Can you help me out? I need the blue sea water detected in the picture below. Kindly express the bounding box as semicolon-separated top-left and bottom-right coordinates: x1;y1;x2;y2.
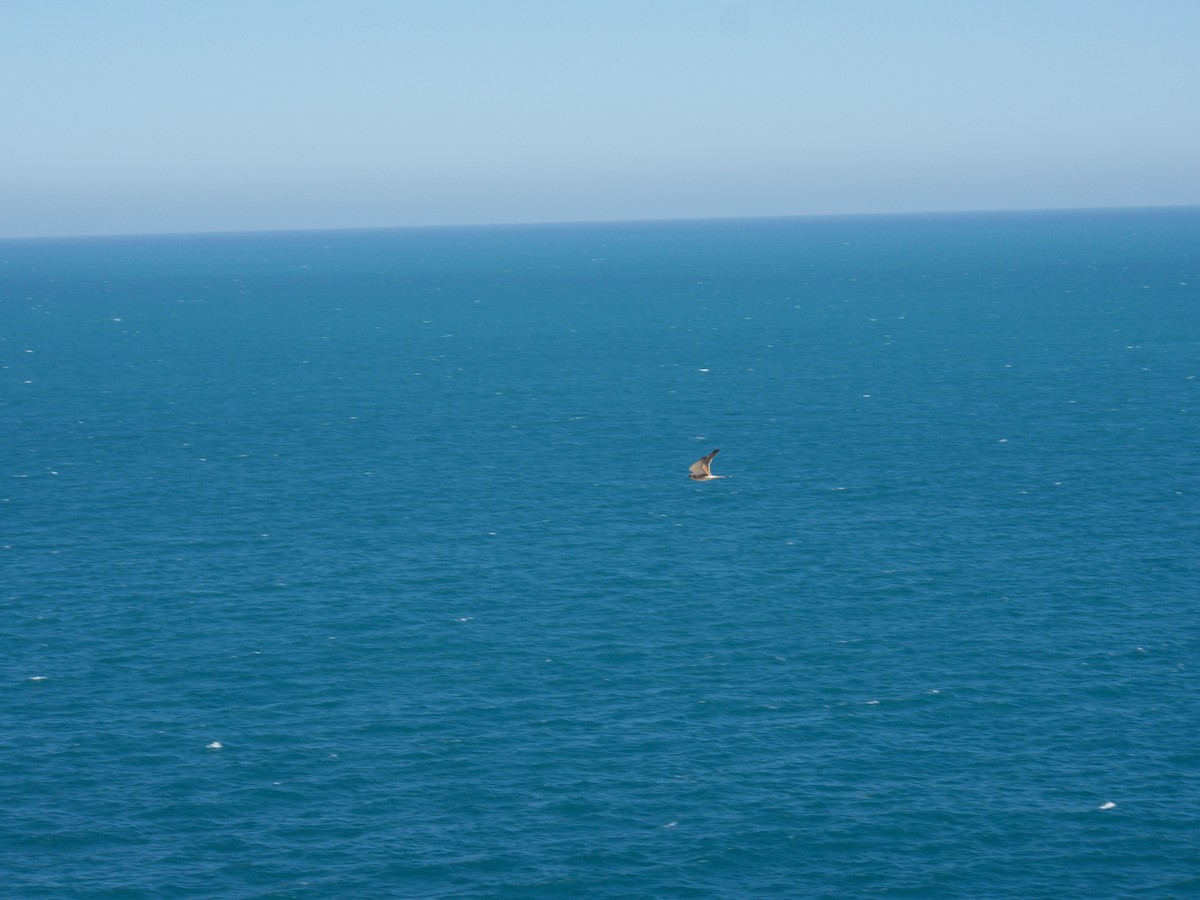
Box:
2;207;1198;898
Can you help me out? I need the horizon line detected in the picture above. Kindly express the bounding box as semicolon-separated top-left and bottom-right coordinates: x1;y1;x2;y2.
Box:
3;201;1198;244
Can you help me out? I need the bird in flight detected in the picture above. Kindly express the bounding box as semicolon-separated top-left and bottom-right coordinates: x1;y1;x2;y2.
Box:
688;448;728;481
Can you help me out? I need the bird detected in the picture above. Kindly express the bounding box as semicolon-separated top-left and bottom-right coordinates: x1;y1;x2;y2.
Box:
688;448;728;481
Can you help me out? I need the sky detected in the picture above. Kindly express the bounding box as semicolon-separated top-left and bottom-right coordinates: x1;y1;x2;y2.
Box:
3;0;1199;238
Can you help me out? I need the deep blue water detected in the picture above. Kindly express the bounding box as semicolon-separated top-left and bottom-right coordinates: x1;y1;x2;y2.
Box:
2;208;1198;897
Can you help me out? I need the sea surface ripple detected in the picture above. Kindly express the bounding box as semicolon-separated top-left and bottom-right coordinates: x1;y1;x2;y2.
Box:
2;208;1198;897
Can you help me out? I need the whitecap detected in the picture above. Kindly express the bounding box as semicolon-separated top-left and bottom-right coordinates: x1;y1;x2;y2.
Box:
1097;801;1116;810
206;741;223;750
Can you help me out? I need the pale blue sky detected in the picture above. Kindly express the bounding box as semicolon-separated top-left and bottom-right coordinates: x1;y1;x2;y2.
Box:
3;0;1198;237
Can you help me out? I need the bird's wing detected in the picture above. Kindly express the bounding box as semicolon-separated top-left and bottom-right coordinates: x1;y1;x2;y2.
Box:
689;449;719;476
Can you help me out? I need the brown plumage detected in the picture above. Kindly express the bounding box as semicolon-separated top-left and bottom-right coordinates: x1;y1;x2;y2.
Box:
688;448;727;481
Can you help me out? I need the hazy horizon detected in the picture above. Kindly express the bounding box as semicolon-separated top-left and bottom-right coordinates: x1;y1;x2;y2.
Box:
5;1;1199;239
4;201;1200;244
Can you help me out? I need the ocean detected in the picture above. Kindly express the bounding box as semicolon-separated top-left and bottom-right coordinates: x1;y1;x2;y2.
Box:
2;207;1197;897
